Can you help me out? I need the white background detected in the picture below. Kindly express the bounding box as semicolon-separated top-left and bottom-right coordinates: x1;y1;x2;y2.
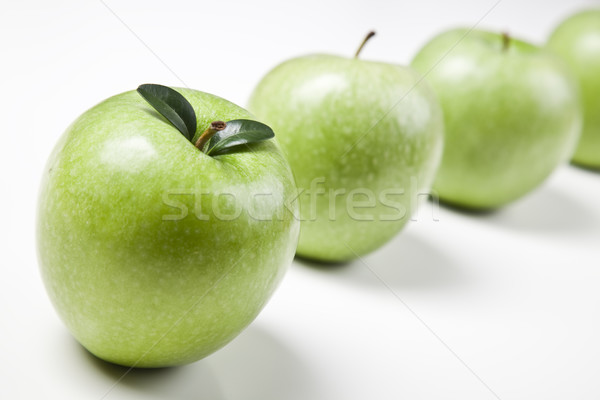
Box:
2;0;600;399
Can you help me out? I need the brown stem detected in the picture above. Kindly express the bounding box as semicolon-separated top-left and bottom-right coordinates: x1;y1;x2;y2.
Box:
354;31;376;58
502;32;510;52
195;121;227;152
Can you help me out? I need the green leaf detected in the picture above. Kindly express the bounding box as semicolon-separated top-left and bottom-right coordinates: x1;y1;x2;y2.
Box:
137;84;197;141
205;119;275;155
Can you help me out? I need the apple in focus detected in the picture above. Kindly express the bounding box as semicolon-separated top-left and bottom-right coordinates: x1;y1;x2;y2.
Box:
37;87;299;367
548;9;600;169
411;29;582;209
249;33;444;262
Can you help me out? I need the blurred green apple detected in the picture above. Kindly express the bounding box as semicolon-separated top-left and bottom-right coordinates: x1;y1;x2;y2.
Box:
548;9;600;169
248;33;444;262
37;86;299;367
412;29;582;209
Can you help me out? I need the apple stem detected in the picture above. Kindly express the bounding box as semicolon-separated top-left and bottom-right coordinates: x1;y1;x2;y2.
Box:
502;32;510;51
354;31;376;58
195;121;227;152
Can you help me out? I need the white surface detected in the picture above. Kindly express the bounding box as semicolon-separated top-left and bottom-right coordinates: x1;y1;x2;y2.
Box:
2;0;600;399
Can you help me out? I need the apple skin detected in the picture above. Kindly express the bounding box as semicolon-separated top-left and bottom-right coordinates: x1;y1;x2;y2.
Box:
248;55;444;262
548;10;600;169
411;29;582;209
37;89;299;367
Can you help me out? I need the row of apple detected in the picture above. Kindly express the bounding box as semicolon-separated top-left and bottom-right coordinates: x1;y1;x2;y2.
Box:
36;10;598;368
249;9;599;262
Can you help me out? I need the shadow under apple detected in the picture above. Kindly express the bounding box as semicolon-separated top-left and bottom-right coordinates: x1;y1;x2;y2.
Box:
478;186;598;235
570;161;600;174
296;232;467;291
80;324;315;400
80;341;224;400
204;323;318;400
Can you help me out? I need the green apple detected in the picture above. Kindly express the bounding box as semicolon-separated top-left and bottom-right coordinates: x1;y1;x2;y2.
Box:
411;29;582;209
37;86;299;368
248;33;444;263
548;9;600;169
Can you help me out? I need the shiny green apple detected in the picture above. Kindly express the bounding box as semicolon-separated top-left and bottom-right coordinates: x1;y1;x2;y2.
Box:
548;9;600;169
37;88;299;367
411;29;582;209
248;35;444;262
